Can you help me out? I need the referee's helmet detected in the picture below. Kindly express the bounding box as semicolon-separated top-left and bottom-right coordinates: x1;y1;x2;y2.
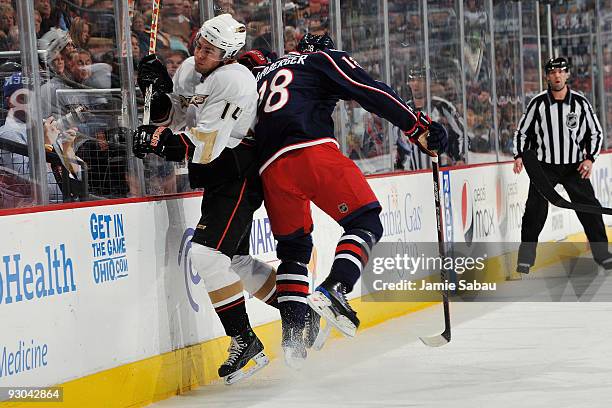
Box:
544;57;570;73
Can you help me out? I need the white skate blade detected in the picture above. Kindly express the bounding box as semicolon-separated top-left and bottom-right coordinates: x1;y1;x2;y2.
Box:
224;351;269;385
307;292;357;337
312;321;331;351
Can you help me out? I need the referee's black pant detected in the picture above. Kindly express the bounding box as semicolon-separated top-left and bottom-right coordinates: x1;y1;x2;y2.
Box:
518;162;611;265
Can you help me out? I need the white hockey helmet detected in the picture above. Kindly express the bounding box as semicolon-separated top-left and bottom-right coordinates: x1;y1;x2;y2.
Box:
38;28;71;62
196;14;246;59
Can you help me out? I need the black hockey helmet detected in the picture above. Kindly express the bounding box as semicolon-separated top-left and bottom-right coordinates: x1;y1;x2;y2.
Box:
0;61;22;73
407;67;426;80
544;57;570;73
297;33;335;53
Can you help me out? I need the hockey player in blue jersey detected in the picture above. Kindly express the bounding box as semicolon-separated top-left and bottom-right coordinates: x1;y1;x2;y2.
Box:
250;33;448;365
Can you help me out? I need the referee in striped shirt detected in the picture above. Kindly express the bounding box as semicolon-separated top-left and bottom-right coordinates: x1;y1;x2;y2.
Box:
513;57;612;273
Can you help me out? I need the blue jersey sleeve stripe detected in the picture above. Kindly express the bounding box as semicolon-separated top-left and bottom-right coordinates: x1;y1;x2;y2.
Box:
319;51;417;122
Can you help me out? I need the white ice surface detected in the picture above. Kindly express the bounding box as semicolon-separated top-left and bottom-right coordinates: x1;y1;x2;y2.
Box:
150;276;612;408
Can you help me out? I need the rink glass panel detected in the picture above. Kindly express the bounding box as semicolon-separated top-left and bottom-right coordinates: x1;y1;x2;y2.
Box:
463;0;495;164
427;0;465;167
41;1;135;200
340;0;391;175
387;0;427;171
550;1;597;106
3;0;611;210
214;0;274;51
137;0;202;195
280;0;346;149
492;0;522;161
282;0;331;53
0;50;38;210
520;0;542;105
600;0;612;149
550;0;608;149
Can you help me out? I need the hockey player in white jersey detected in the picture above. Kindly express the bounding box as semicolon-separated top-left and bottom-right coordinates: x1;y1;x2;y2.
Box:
132;14;276;384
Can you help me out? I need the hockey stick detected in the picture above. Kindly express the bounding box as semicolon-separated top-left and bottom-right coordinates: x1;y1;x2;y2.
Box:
413;132;451;347
522;150;612;215
142;0;162;126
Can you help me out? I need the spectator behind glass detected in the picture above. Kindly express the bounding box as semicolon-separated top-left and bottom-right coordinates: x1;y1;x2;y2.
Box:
284;26;299;53
35;0;54;33
70;50;93;84
131;33;142;61
39;31;105;122
0;72;82;204
50;53;65;76
162;49;188;78
131;11;149;57
91;0;115;38
155;13;189;54
160;0;192;45
70;17;91;50
34;10;43;38
182;0;193;18
0;3;14;34
54;0;72;31
6;24;17;51
162;0;182;16
0;3;15;51
41;47;124;199
38;28;76;76
72;48;112;90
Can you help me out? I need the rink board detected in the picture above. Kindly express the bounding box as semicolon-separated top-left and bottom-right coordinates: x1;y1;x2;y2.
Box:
0;153;611;407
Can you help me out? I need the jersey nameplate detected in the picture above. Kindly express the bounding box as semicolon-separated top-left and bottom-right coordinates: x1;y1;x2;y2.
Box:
255;55;308;82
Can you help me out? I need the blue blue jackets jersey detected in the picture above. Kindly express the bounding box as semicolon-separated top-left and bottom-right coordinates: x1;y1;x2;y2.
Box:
253;49;422;173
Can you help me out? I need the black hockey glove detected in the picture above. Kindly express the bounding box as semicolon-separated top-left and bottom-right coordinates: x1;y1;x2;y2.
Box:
426;121;448;153
133;125;171;159
404;111;432;142
137;54;173;95
404;112;448;156
133;125;194;161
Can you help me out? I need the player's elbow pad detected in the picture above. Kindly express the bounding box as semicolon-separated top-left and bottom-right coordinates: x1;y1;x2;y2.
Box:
163;132;195;162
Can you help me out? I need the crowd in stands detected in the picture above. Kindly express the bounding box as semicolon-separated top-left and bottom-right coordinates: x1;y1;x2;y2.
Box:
1;0;610;208
0;0;203;204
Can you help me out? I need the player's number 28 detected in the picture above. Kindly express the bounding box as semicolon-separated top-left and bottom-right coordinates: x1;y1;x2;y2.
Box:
258;69;294;113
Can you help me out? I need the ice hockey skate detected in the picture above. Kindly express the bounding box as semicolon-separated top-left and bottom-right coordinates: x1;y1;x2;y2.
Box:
281;324;307;369
218;329;269;385
307;280;360;337
304;307;331;350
